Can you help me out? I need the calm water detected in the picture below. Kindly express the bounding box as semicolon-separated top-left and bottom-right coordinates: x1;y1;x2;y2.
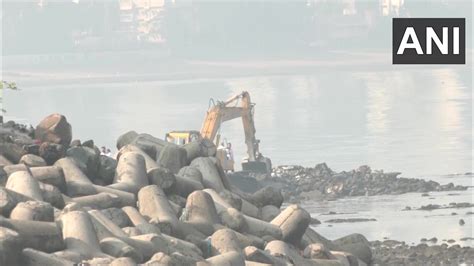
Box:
4;66;472;177
303;174;473;246
3;65;473;246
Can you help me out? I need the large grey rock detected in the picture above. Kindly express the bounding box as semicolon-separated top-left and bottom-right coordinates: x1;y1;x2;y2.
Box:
333;233;372;264
39;142;66;165
250;186;284;208
66;146;100;178
0;143;26;163
97;155;117;185
261;205;281;222
35;114;72;146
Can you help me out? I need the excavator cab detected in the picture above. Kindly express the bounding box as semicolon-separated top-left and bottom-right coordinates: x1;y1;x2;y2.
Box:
165;130;201;145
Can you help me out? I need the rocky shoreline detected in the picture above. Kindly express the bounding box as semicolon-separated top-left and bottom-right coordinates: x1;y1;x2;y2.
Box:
1;115;472;265
370;239;474;265
258;164;468;202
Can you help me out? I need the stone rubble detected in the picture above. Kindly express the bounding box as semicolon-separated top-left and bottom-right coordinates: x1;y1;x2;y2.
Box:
264;163;468;202
0;114;373;266
371;240;474;265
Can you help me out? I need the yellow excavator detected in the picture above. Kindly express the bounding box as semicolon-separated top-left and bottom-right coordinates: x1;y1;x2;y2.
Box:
165;91;271;174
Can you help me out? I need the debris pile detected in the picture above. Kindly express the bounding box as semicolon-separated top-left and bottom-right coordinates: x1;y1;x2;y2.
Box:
265;163;468;202
0;114;373;266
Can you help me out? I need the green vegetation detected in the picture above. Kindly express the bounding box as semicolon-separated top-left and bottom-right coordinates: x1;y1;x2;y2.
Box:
0;81;19;113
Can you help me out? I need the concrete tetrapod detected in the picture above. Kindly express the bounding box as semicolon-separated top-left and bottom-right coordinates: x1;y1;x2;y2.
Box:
146;251;198;265
191;157;226;192
118;145;158;171
131;233;203;263
10;200;54;222
122;206;161;235
0;227;22;266
270;204;310;246
88;209;159;261
184;190;221;236
30;166;66;192
0;217;65;253
137;185;178;234
0;186;36;216
60;210;110;261
210;228;242;256
266;240;345;266
178;166;204;183
99;237;143;263
198;251;246;266
19;154;47;167
260;205;281;222
218;207;246;231
172;174;204;198
6;170;44;201
182;138;217;163
22;248;75;266
38;182;65;208
72;192;122;209
243;246;288;266
131;133;169;160
242;213;282;240
4;165;66;192
109;151;148;194
55;157;135;206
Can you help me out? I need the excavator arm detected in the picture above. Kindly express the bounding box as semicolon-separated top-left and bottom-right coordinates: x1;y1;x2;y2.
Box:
200;91;259;161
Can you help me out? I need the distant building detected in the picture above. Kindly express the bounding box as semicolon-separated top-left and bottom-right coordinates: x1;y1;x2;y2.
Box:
380;0;404;16
119;0;166;43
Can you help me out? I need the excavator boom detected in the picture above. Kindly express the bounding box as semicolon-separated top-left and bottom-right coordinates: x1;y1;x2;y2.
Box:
200;91;269;172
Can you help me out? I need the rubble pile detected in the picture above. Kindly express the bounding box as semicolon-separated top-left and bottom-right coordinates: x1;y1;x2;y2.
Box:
266;163;467;202
0;114;373;266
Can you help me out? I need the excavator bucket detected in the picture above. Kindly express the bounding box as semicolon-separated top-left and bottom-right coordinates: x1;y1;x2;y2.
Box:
242;161;269;174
